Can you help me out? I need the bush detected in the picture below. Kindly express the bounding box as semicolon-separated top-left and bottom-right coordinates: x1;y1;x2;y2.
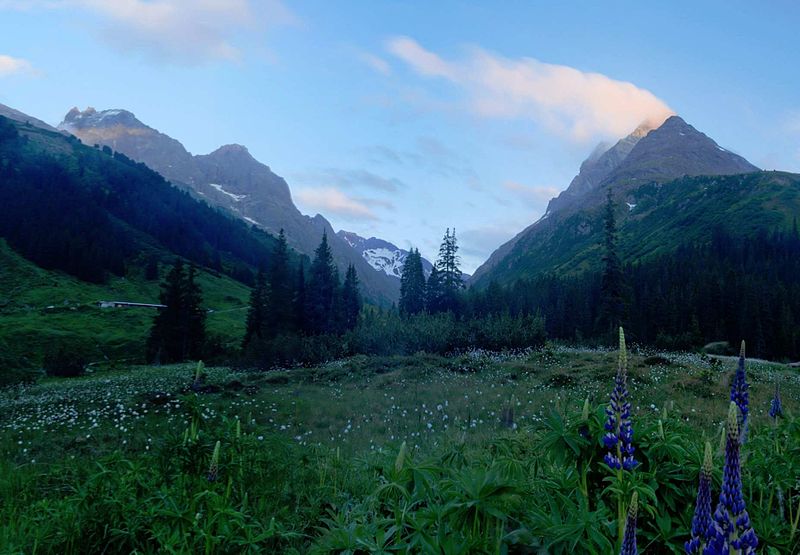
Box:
43;344;89;377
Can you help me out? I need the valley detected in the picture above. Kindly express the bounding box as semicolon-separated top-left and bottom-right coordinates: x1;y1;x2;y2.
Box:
1;4;799;552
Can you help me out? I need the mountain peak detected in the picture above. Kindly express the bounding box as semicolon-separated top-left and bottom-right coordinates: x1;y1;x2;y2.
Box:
337;230;434;279
210;143;251;156
61;107;143;130
614;115;759;182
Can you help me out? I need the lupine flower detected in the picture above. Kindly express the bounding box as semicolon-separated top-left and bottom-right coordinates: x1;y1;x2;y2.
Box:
579;397;591;440
603;328;638;471
620;491;638;555
769;383;783;421
705;402;758;554
207;440;221;482
685;442;714;554
729;341;749;439
191;361;205;392
395;441;407;472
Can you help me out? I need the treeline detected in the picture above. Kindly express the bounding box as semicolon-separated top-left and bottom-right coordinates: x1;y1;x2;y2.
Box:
467;227;800;361
237;228;545;366
0;116;285;285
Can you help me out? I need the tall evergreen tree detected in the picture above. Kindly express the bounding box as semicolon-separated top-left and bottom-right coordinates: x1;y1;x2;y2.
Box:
146;260;206;363
426;266;444;313
293;260;307;334
265;229;292;337
434;228;463;312
341;264;362;330
242;269;268;349
307;232;339;334
598;191;625;339
399;248;427;317
184;264;207;360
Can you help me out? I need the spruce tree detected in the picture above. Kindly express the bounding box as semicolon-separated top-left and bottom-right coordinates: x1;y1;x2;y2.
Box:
242;269;268;349
426;266;444;313
146;260;206;363
265;229;292;337
399;248;427;317
598;191;626;340
341;264;362;330
184;264;207;360
434;228;463;312
293;260;307;334
307;232;339;334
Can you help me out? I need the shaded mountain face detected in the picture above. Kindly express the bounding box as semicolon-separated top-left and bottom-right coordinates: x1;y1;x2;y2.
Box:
0;113;289;286
471;115;762;287
337;230;434;279
544;122;654;215
0;102;59;132
59;107;399;305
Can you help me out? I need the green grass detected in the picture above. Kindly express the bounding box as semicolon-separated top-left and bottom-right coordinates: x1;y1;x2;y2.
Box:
1;347;798;552
0;240;250;380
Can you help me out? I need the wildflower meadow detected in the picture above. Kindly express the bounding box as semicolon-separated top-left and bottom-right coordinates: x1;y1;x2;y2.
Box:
1;339;799;553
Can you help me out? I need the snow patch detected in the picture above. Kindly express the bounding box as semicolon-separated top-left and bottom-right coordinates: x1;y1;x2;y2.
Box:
362;247;406;278
243;216;261;226
626;202;637;211
717;146;727;152
209;183;247;202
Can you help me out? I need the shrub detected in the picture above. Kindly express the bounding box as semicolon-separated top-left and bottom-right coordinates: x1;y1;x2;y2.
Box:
42;343;89;377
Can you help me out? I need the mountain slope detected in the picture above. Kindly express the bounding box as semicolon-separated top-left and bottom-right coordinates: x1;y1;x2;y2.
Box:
0;114;286;286
0;238;251;382
0;102;59;132
471;116;765;287
59;107;399;305
337;231;434;279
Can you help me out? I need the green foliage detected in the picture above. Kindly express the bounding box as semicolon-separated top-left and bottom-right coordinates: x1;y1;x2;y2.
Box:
42;342;89;377
0;239;249;380
146;262;207;364
1;349;799;552
399;248;426;317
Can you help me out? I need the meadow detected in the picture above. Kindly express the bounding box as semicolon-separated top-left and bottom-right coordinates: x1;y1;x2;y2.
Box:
1;345;798;553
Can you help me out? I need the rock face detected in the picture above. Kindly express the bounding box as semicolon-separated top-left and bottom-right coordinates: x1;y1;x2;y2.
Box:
337;230;434;279
59;107;399;305
470;115;761;287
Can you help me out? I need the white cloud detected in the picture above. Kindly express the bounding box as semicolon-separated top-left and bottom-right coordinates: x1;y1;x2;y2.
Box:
292;168;405;192
295;187;378;220
0;54;35;76
503;181;560;203
386;36;674;142
359;52;391;75
0;0;300;65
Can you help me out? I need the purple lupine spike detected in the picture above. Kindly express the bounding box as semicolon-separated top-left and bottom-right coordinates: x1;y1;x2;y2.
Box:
769;383;783;420
729;340;749;439
705;403;758;554
685;442;714;554
620;491;638;555
603;328;638;471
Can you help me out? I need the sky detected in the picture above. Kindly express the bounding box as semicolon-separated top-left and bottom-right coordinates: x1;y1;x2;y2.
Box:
1;1;799;273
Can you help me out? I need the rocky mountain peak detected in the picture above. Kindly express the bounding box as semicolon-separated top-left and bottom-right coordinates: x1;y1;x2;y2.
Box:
61;107;143;130
207;143;254;161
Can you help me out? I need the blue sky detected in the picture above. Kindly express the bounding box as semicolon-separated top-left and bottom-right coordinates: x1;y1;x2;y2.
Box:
1;0;799;272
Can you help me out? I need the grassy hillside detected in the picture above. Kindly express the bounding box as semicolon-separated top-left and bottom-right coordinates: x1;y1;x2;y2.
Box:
0;240;250;381
475;171;800;286
0;347;798;551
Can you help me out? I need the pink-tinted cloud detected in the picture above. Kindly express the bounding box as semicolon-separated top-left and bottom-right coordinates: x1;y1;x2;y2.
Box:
386;36;674;142
0;54;35;76
294;187;378;221
1;0;300;65
503;181;560;203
